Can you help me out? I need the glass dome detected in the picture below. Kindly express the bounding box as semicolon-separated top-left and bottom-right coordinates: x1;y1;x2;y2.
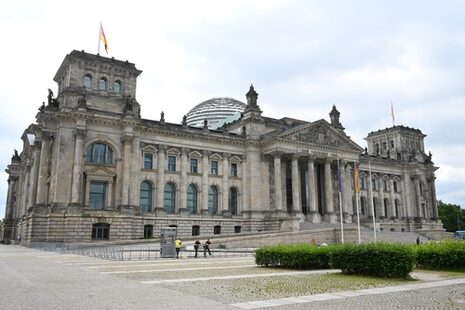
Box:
185;97;246;129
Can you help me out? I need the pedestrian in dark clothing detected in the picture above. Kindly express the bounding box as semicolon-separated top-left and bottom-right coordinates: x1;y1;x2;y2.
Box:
203;239;212;257
416;236;420;245
194;240;201;258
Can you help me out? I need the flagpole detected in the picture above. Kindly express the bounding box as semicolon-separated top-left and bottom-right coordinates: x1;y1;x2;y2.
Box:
369;160;377;242
391;102;395;127
337;157;344;244
98;22;101;55
354;161;361;244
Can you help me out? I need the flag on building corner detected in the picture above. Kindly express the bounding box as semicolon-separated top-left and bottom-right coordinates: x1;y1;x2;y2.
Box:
99;22;109;54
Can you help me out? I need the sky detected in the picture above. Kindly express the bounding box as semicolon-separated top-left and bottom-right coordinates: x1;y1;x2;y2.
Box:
1;0;464;218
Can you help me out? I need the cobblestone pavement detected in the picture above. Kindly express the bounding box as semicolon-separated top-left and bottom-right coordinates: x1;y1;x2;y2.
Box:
2;245;465;310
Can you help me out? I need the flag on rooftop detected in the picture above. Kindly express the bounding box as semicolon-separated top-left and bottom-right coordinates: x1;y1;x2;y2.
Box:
99;22;109;54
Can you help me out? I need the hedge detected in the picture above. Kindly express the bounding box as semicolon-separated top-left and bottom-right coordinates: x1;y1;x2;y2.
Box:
255;244;332;269
415;240;465;270
330;243;415;278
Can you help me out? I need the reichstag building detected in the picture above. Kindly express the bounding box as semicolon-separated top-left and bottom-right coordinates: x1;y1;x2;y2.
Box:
3;50;442;244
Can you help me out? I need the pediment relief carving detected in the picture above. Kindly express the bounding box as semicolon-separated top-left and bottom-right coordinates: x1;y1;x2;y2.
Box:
84;165;116;177
210;153;223;160
189;151;202;158
230;155;242;163
142;145;157;153
166;147;181;155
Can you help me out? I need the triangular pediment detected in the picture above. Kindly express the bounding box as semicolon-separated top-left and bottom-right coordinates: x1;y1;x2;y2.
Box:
84;165;116;177
278;119;363;152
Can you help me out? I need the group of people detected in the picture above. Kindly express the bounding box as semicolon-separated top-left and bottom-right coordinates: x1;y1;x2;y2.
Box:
174;238;212;258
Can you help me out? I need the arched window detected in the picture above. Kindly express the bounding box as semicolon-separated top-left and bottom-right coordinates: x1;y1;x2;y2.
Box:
99;77;107;91
113;80;121;94
208;186;218;214
86;143;113;164
394;199;400;218
164;183;176;213
229;187;238;215
373;198;378;218
140;181;153;213
83;74;93;89
92;223;109;240
187;184;198;214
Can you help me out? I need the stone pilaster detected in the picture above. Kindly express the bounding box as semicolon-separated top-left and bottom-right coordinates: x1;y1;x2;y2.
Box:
221;153;230;215
273;152;283;214
307;157;319;223
291;154;301;214
389;178;396;219
179;148;188;214
414;177;422;218
70;128;86;204
36;134;50;204
201;150;210;214
430;177;438;220
27;143;41;208
324;158;336;223
121;134;134;205
378;179;385;219
155;145;166;212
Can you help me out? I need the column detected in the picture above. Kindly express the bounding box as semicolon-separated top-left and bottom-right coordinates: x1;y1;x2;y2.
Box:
324;158;336;223
155;145;165;212
6;177;18;220
273;153;283;213
307;157;319;223
36;134;50;204
389;178;396;219
241;155;248;215
222;153;230;215
201;150;210;214
401;175;411;219
70;129;86;204
340;161;352;223
291;154;301;214
414;177;422;218
367;173;374;218
378;179;385;219
179;148;188;213
121;134;133;206
430;177;438;220
27;143;41;208
344;163;354;218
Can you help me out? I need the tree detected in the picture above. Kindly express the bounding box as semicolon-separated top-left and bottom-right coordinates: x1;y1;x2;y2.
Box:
438;201;465;232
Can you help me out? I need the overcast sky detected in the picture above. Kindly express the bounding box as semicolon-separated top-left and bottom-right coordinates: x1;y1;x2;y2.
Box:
1;0;464;218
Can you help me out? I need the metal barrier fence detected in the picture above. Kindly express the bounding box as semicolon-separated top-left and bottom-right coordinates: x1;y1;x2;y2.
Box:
34;242;255;261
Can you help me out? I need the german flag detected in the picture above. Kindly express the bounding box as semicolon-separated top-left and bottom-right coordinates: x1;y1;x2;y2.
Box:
100;23;109;54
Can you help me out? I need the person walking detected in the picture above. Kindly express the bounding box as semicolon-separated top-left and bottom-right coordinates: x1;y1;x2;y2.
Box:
175;238;182;258
194;240;201;258
203;239;212;257
416;236;420;245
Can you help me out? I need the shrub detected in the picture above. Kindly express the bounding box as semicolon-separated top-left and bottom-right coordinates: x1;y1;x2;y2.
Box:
415;240;465;270
330;242;415;278
255;244;332;269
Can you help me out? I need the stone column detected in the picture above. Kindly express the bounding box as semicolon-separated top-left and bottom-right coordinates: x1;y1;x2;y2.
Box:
155;145;166;212
221;153;230;215
414;177;422;218
345;163;354;217
324;158;336;223
70;128;86;204
201;150;210;214
6;177;18;220
36;134;50;204
367;173;374;218
291;154;301;214
389;178;396;219
273;152;283;214
401;175;412;219
378;179;385;219
241;155;248;216
121;134;133;206
179;148;188;214
27;143;41;208
341;161;352;223
430;177;438;220
307;157;319;223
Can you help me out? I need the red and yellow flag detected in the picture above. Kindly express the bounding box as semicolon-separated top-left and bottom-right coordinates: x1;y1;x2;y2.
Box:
354;161;359;193
99;23;109;54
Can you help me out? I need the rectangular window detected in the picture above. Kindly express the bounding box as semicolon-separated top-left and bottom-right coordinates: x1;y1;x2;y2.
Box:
371;179;376;191
192;225;200;236
234;226;241;233
89;181;106;210
211;160;218;175
190;158;198;173
168;156;176;171
214;225;221;235
230;163;238;177
144;153;153;169
360;178;366;190
383;180;388;191
393;181;398;192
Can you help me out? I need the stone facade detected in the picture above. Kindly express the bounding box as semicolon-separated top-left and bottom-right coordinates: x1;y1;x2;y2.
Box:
3;50;442;244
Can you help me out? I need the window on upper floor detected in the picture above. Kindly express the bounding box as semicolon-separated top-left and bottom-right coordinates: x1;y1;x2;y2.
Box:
371;179;377;191
211;160;218;175
144;153;153;170
382;142;387;150
168;156;176;172
86;143;114;164
99;77;107;91
360;177;366;190
390;140;394;148
113;80;121;94
83;74;93;89
393;181;398;192
230;163;238;177
375;143;380;154
190;158;198;173
383;180;388;191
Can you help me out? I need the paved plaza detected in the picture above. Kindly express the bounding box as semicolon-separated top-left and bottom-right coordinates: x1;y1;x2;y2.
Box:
1;245;465;309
